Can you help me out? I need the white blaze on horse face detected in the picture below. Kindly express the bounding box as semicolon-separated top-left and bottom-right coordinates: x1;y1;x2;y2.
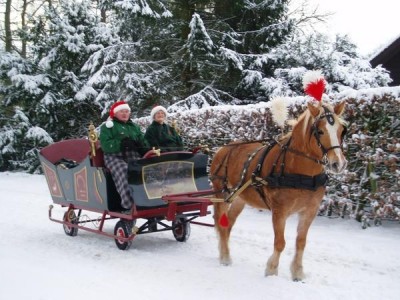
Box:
326;120;347;173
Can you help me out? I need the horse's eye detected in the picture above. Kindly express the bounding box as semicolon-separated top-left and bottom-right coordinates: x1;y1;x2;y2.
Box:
317;130;324;135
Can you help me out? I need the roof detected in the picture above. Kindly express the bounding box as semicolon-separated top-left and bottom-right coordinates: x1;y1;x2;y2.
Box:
370;35;400;86
370;35;400;66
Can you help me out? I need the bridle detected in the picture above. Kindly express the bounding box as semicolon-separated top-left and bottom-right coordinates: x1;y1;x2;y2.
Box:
283;105;346;166
311;105;346;163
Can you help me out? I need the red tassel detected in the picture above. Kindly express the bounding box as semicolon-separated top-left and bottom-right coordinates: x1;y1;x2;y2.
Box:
219;213;229;228
304;78;325;102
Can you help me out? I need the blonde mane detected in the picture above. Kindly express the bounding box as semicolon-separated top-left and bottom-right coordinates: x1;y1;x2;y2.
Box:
278;108;312;143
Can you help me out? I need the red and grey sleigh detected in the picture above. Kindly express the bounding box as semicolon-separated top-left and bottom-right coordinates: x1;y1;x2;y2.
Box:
39;134;214;250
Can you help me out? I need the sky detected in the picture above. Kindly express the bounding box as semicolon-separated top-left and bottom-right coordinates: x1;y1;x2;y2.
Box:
1;171;399;300
290;0;400;56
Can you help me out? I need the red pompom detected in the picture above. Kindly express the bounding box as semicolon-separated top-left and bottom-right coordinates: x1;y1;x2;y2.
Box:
303;71;326;102
304;79;325;102
219;213;229;228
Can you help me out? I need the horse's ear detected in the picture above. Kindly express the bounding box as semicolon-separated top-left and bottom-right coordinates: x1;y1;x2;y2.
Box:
307;101;321;118
334;100;346;116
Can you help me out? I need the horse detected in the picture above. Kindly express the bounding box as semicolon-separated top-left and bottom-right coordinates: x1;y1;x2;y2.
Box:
209;100;347;281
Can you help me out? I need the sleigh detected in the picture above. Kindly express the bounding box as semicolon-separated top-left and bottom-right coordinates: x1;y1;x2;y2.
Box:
39;135;214;250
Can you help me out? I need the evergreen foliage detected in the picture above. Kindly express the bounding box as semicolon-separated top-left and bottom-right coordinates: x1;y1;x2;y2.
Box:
0;0;119;171
81;0;296;115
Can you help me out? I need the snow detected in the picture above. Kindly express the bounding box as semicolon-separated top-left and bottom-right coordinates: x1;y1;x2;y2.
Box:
1;172;399;300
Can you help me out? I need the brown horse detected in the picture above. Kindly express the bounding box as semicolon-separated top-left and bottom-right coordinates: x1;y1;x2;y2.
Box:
209;101;347;281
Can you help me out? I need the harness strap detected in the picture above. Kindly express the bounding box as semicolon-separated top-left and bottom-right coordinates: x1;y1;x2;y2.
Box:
224;179;253;203
286;147;325;165
265;172;328;190
209;146;235;193
212;129;334;204
222;145;266;203
252;141;276;178
250;137;328;191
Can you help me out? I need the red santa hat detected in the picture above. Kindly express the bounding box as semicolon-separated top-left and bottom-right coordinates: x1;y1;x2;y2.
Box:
150;105;168;119
105;101;131;128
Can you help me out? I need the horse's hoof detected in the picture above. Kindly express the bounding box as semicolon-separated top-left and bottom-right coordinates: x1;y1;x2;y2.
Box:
264;269;278;277
219;257;232;266
265;264;278;276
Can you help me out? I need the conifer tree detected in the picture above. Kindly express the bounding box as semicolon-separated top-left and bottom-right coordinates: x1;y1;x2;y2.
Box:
82;0;296;114
0;0;118;171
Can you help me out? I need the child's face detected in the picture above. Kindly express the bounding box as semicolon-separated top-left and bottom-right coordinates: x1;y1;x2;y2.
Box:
115;109;131;122
154;110;166;124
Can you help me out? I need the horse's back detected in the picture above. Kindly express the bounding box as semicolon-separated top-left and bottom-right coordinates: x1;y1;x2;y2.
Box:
210;141;264;180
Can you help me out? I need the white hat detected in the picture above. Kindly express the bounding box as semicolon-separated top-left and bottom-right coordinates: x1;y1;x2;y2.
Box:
105;101;131;128
150;105;168;119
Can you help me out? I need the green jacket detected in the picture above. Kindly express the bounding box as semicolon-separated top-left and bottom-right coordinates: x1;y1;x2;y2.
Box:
144;121;184;152
99;119;149;156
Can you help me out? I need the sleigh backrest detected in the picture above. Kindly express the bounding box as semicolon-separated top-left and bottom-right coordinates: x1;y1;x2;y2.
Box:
40;139;91;165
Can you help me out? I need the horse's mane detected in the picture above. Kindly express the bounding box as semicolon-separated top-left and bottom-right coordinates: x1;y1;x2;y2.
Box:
278;108;312;145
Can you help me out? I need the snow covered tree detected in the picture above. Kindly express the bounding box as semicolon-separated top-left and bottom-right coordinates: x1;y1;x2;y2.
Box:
0;104;53;172
234;32;392;102
80;0;174;117
0;0;119;171
169;0;295;106
14;0;119;135
0;51;50;172
178;13;216;95
81;0;296;116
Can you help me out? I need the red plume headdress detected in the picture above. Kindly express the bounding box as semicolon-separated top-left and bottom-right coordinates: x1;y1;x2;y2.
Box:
302;70;326;102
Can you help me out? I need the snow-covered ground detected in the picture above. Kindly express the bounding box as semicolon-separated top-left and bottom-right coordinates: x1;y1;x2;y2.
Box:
0;172;399;300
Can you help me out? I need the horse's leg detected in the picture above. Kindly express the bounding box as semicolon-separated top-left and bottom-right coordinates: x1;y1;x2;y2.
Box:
214;199;246;265
290;210;317;281
265;210;287;276
214;201;232;265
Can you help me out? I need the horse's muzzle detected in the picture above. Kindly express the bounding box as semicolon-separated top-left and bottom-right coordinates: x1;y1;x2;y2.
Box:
328;158;347;174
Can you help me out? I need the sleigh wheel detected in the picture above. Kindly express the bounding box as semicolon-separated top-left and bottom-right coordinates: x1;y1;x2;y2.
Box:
172;217;191;242
114;220;133;250
63;210;78;236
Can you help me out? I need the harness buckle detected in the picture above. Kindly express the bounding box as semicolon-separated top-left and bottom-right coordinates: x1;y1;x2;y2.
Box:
322;154;329;165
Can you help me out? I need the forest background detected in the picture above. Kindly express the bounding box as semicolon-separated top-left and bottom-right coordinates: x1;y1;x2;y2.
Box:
0;0;399;223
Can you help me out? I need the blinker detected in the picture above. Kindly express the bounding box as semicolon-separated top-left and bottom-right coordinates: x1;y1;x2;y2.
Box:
322;106;335;126
326;114;334;125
